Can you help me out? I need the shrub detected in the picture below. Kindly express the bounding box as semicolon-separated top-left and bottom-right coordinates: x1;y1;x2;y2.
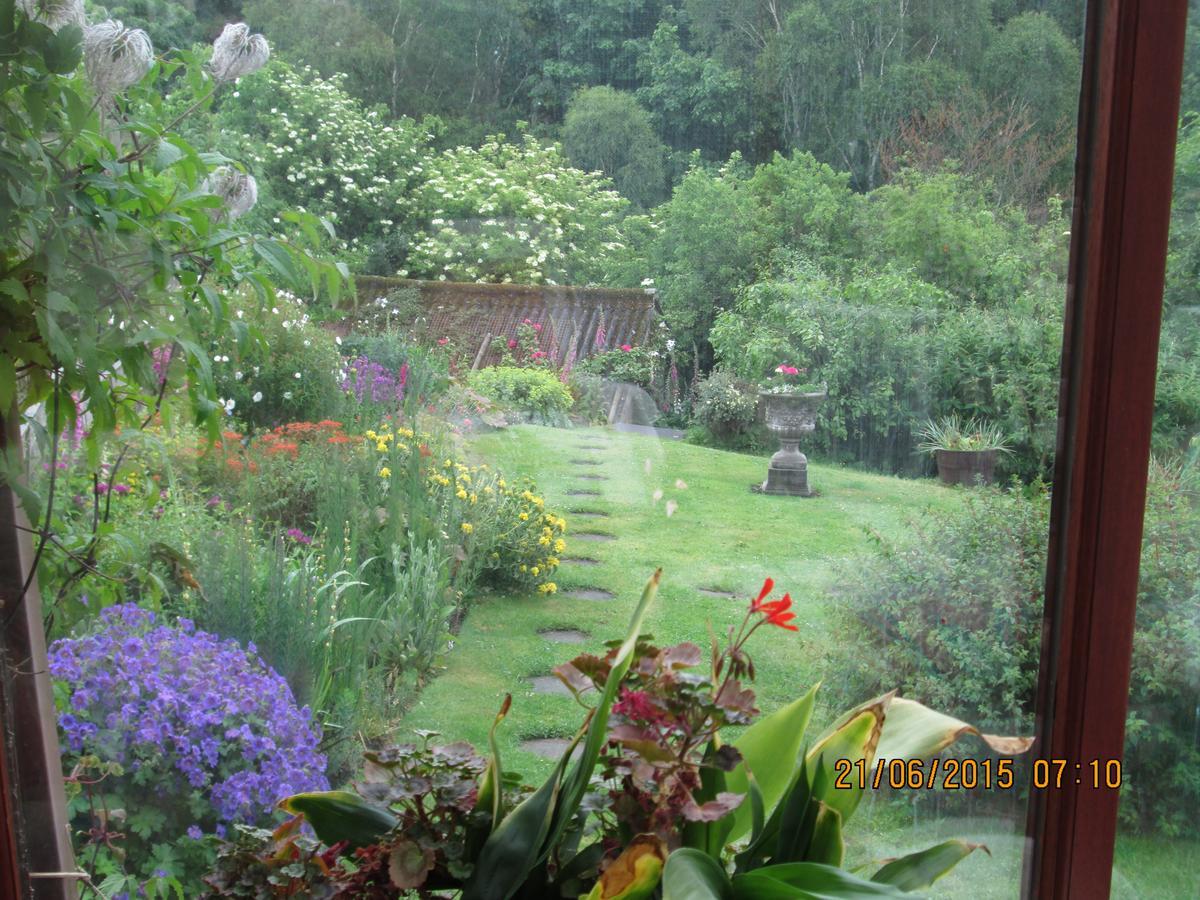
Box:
576;346;658;389
691;369;760;445
833;472;1200;835
49;605;328;887
213;294;342;430
467;366;575;424
711;256;1063;478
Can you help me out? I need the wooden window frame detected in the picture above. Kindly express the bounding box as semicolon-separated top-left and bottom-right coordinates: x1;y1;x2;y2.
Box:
0;1;1192;897
1023;0;1190;897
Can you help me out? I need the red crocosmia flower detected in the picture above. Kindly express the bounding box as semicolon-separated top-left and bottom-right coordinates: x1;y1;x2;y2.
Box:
751;577;775;612
761;594;798;630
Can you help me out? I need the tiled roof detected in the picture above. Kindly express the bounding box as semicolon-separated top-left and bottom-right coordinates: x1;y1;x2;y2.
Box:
351;276;659;369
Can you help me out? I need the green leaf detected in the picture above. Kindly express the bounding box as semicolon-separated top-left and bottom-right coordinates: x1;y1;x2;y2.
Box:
41;23;82;73
253;239;304;290
731;863;910;899
464;570;662;900
662;849;733;900
281;790;398;851
805;803;844;867
723;684;818;841
873;697;1033;765
871;840;988;891
0;354;14;412
806;695;889;822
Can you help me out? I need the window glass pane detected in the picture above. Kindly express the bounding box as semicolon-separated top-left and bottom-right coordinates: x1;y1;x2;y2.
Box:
1110;8;1200;897
1;1;1108;897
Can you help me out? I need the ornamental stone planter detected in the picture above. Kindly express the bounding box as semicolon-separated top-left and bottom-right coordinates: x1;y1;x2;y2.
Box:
934;449;998;486
756;390;825;497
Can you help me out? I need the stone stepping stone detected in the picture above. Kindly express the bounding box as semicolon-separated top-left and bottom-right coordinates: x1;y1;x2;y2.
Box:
521;738;579;760
569;510;610;519
564;587;615;601
566;489;602;497
561;556;601;567
539;628;589;643
574;532;616;542
576;473;609;481
569;458;602;466
698;587;738;599
528;675;571;696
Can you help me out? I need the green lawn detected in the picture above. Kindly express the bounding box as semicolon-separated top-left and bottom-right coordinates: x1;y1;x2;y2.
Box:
400;424;961;763
394;424;1199;898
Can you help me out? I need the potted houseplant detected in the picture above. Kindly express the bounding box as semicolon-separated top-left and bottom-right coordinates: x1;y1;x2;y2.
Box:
917;415;1012;486
756;365;826;497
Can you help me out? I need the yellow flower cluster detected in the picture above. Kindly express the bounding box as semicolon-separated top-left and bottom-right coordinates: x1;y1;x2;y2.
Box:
365;422;566;591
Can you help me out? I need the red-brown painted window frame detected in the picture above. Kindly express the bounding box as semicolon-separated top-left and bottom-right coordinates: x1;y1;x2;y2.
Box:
0;1;1192;898
1023;0;1190;897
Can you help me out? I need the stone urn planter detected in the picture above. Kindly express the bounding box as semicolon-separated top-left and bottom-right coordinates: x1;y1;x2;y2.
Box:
934;449;998;486
755;390;826;497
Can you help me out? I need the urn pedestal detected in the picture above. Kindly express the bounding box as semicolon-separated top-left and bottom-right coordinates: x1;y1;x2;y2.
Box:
755;391;825;497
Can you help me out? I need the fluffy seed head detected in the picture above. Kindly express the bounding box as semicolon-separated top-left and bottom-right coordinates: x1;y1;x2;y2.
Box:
83;20;154;98
17;0;84;33
210;22;270;82
202;166;258;220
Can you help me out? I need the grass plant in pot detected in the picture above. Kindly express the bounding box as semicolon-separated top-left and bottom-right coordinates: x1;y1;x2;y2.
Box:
756;365;827;497
917;415;1011;486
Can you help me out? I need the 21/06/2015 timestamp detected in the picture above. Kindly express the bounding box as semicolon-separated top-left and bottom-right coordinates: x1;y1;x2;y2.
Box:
833;758;1123;791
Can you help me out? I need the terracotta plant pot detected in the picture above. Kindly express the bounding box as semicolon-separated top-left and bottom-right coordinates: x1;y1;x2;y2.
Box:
935;449;998;486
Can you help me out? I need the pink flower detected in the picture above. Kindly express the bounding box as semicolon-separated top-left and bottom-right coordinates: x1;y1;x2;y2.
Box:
533;323;542;332
508;339;518;349
531;350;547;359
620;344;632;352
437;337;449;346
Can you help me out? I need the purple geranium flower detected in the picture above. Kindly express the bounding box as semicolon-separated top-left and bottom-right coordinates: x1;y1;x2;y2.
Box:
48;605;328;827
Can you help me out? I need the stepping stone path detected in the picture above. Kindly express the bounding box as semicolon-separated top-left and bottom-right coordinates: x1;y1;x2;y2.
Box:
528;675;572;696
522;432;626;743
564;588;615;601
521;738;577;760
698;587;738;599
540;628;589;643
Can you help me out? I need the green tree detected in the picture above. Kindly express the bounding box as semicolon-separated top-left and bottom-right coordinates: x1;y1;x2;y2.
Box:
562;85;666;207
981;12;1080;136
651;155;758;367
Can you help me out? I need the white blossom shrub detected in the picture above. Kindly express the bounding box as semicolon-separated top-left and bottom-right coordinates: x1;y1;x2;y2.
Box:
404;134;644;285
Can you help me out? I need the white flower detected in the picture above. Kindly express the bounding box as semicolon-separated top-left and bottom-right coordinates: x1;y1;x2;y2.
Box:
234;371;243;381
294;372;301;379
84;20;154;99
283;391;293;400
252;391;263;402
17;0;84;32
201;166;257;220
219;397;235;414
210;23;270;83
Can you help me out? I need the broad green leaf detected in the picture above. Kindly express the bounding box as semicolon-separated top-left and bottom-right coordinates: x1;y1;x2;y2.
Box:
873;697;1033;765
871;839;989;891
281;790;397;850
465;570;662;900
724;684;818;841
806;694;889;822
41;23;82;73
731;863;909;899
663;848;733;900
805;803;844;867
